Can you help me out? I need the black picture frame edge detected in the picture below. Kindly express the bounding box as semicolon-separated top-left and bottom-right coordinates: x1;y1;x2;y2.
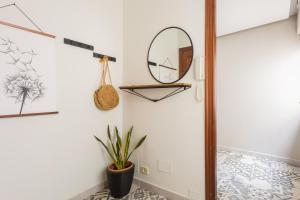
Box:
147;26;194;84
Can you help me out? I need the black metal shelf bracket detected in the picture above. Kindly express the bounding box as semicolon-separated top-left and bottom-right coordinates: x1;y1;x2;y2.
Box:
63;38;116;62
120;85;191;102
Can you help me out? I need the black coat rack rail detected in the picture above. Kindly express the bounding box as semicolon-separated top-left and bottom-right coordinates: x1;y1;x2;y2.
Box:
63;38;117;62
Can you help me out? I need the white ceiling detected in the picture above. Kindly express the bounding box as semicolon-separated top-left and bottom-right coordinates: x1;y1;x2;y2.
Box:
217;0;294;37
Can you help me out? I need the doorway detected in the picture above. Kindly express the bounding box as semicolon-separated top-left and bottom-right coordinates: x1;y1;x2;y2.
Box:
207;1;300;199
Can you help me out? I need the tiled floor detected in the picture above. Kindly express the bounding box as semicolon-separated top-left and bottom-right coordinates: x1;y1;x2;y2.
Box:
217;149;300;200
84;187;167;200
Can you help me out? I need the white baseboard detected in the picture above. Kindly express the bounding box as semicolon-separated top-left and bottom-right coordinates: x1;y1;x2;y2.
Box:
218;145;300;167
133;178;188;200
68;181;107;200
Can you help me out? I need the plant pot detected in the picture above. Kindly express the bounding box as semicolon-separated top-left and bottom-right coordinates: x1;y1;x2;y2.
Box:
107;161;135;198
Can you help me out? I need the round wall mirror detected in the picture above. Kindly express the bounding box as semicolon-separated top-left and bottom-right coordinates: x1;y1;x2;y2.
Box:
147;27;193;84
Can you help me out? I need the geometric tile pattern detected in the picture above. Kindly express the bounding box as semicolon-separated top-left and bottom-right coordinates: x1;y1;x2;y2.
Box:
217;150;300;200
84;188;167;200
84;190;110;200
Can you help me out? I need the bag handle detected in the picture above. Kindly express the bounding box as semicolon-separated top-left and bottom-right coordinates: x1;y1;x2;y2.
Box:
99;56;113;87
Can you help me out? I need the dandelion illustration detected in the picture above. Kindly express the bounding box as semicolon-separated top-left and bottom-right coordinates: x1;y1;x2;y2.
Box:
0;38;38;71
0;37;7;46
0;37;19;54
0;36;46;115
0;37;11;53
4;71;44;114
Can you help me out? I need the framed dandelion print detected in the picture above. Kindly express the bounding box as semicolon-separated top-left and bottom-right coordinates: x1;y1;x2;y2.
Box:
0;20;58;118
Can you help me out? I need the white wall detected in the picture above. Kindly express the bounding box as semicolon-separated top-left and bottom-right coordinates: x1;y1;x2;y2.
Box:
123;0;205;199
217;0;291;36
0;0;123;199
217;17;300;163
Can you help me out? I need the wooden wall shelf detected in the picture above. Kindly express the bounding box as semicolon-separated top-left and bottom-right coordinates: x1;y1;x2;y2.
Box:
119;83;192;102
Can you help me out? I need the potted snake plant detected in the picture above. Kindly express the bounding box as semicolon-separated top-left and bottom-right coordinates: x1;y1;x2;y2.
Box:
94;126;147;198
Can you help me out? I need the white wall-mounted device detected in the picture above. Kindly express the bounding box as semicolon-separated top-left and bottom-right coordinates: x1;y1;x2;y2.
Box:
194;56;205;102
194;56;205;81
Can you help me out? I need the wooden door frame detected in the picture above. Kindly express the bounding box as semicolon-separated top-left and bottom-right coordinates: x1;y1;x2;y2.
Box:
205;0;216;199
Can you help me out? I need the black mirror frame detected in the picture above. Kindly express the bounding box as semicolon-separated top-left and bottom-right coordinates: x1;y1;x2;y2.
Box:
147;26;194;84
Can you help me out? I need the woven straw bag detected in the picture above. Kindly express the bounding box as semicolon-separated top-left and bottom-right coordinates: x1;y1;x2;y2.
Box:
94;56;119;111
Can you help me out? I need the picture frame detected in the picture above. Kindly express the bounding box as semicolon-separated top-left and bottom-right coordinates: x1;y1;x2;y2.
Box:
0;20;58;118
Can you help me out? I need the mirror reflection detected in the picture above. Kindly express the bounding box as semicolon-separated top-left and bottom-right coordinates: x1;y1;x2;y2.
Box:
148;27;193;84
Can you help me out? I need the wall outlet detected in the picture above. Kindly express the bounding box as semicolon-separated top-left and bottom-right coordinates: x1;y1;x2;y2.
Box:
157;160;172;174
140;166;150;175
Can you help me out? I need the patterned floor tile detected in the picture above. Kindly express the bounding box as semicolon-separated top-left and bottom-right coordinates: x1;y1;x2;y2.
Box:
84;188;167;200
217;150;300;200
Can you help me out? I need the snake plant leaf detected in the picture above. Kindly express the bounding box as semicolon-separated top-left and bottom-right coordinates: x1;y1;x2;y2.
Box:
124;126;133;162
107;126;119;163
115;127;122;149
116;139;120;157
126;135;147;162
95;125;147;170
133;135;147;151
115;127;123;164
94;135;117;163
107;125;112;141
